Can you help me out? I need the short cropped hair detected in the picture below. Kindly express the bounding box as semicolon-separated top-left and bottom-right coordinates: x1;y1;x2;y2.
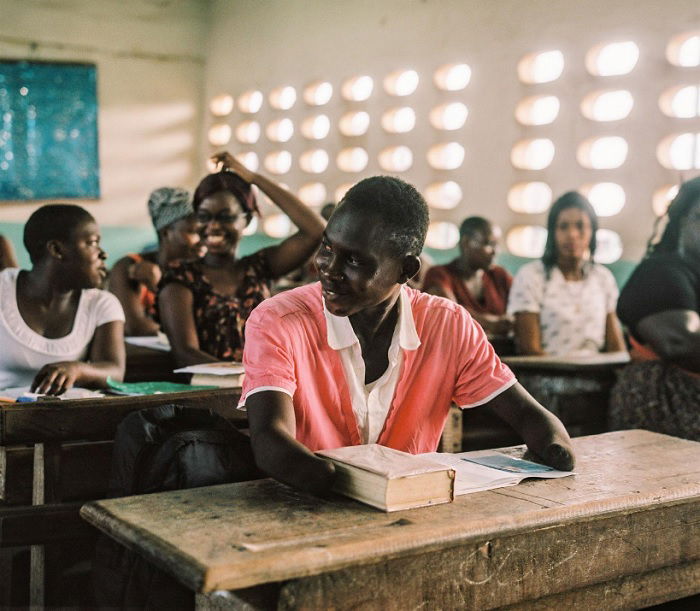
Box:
459;216;492;239
337;176;429;257
24;204;95;265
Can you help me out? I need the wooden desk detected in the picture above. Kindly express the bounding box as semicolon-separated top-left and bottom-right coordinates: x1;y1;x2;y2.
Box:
124;342;180;383
82;430;700;610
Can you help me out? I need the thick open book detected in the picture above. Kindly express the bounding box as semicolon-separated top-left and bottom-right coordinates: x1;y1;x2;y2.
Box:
316;444;455;512
422;450;574;495
173;362;245;388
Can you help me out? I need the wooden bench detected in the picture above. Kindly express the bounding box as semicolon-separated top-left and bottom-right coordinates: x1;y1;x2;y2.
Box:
82;430;700;609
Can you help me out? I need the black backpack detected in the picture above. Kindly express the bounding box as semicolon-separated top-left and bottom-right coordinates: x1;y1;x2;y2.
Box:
92;404;261;609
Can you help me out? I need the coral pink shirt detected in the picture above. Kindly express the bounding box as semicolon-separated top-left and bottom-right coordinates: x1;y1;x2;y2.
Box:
240;283;515;454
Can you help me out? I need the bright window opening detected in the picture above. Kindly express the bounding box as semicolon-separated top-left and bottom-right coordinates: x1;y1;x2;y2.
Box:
269;86;297;110
381;107;416;133
384;69;419;96
335;183;354;202
235;121;260;144
507;182;552;213
207;123;231;146
652;184;680;216
341;75;374;101
429;102;468;130
337;147;369;172
594;229;623;263
299;149;329;174
301;114;331;140
427;142;465;170
581;89;634;121
511;139;555;170
425;182;462;209
378;146;413;172
657;133;700;170
515;95;560;126
210;94;234;117
242;216;258;236
425;222;460;249
237;90;263;114
666;31;700;67
434;63;471;91
233;151;259;173
506;225;548;258
264;151;292;175
518;50;564;84
659;85;700;118
298;182;327;207
339;111;370;136
303;81;333;106
265;118;294;143
263;214;295;238
586;41;639;76
580;182;626;216
577;136;628;169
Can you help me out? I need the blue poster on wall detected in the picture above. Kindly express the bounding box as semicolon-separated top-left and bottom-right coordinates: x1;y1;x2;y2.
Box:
0;60;99;201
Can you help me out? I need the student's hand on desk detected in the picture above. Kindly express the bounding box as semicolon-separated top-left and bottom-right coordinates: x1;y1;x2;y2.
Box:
31;361;81;396
524;441;575;472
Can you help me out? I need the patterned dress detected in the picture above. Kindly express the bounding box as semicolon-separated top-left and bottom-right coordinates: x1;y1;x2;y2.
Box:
159;251;272;361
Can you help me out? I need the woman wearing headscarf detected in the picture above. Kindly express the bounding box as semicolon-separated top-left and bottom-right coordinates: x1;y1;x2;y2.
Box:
507;191;625;356
609;177;700;441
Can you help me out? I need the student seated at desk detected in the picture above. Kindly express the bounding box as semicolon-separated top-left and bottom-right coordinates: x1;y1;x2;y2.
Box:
507;192;625;356
158;151;325;366
423;216;512;338
610;177;700;441
0;205;125;394
0;234;18;270
110;187;202;336
241;177;575;495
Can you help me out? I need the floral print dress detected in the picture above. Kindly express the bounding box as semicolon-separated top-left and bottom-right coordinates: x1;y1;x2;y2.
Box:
159;251;272;361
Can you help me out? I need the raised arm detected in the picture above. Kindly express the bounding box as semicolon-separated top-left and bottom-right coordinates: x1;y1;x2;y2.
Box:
31;320;126;394
158;282;219;366
485;383;575;470
513;312;546;355
109;257;160;336
636;309;700;373
604;311;626;353
213;152;325;277
246;390;336;495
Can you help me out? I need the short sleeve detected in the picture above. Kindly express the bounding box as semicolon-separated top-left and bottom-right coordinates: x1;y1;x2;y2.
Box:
240;304;298;405
450;308;516;407
92;290;125;325
507;262;544;315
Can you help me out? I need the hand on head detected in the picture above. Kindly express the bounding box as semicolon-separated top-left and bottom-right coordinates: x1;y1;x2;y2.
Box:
210;151;255;184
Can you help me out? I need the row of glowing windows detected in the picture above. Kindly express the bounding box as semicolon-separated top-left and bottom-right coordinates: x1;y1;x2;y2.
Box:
209;85;700;147
209;132;700;176
209;31;700;117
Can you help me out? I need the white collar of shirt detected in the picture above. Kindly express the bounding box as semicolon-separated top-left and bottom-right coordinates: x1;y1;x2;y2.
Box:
322;285;420;444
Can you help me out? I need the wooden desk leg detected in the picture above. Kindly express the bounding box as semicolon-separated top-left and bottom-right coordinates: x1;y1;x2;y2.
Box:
29;442;61;608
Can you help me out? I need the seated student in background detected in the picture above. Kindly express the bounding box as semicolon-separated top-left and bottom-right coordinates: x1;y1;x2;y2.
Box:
109;187;202;336
0;205;125;394
609;177;700;441
423;216;512;338
507;192;625;356
0;235;18;270
158;151;325;366
241;176;575;495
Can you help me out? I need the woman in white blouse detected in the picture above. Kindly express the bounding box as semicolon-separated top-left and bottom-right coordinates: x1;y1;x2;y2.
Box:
507;192;625;356
0;204;125;394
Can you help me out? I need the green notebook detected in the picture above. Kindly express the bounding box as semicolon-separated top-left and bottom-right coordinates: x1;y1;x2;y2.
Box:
106;377;218;396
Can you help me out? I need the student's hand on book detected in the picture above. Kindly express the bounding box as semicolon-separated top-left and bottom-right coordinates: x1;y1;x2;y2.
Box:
31;361;81;396
542;442;575;471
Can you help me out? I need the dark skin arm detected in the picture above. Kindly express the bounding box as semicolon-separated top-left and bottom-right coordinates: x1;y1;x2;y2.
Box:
0;235;18;270
636;309;700;373
158;282;219;367
247;390;337;495
109;256;160;336
31;320;126;394
513;311;546;355
604;312;626;353
486;383;575;471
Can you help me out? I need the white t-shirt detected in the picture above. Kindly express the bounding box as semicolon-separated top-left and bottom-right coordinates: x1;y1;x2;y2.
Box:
0;268;125;389
506;260;618;356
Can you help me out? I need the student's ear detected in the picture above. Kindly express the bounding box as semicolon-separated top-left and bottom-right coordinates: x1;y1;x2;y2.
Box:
399;254;421;284
46;240;66;261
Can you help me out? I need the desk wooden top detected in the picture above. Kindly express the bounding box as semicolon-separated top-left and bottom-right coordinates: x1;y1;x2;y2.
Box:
0;387;242;445
81;430;700;594
503;350;630;372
